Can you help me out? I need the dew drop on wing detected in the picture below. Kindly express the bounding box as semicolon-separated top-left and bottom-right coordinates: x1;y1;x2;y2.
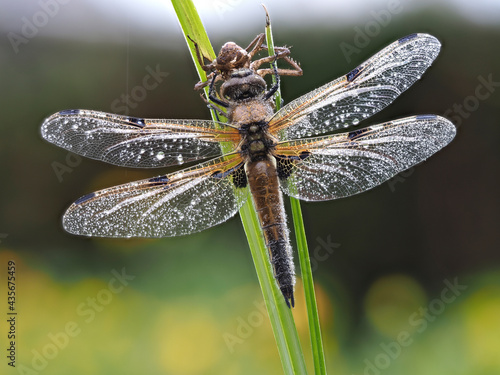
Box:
156;151;165;160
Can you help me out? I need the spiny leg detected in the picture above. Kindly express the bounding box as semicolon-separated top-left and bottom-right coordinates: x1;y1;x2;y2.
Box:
208;73;229;108
264;61;281;100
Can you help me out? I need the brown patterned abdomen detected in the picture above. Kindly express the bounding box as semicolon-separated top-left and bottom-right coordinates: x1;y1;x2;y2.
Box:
246;157;295;307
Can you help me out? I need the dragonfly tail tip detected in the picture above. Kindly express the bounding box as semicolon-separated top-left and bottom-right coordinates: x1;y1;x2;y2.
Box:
281;286;295;308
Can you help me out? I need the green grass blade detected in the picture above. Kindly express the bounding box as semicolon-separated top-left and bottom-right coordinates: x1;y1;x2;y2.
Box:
240;191;307;375
264;7;327;375
171;0;215;80
263;8;282;110
171;1;307;373
290;199;327;375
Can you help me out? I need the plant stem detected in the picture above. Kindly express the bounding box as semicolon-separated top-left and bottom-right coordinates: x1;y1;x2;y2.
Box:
171;1;307;373
290;199;327;375
264;6;327;374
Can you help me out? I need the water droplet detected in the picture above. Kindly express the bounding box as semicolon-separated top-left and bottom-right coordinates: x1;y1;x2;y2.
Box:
156;151;165;160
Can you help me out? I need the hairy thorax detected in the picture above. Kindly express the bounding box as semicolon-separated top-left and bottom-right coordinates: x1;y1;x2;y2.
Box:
227;98;273;126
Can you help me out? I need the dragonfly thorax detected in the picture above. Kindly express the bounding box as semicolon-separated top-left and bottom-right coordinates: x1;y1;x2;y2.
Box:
239;121;275;162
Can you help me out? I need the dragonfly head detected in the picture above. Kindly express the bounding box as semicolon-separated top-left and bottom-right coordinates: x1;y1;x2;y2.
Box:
221;69;266;101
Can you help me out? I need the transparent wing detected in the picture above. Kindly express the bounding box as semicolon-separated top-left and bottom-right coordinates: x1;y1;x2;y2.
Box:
269;33;441;140
41;109;240;168
275;115;455;201
63;153;247;237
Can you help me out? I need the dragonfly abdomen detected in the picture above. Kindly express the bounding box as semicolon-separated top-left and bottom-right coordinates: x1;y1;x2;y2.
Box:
245;158;295;307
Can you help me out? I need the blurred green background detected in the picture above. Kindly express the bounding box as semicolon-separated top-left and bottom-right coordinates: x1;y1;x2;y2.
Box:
1;0;499;374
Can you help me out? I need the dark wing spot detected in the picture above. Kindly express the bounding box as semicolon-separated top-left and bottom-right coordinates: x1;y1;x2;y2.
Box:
232;165;247;188
278;162;291;182
398;33;418;43
348;128;369;140
74;192;96;205
298;151;311;160
346;66;363;82
59;109;80;115
148;176;169;186
276;153;310;180
211;163;245;186
416;114;437;120
211;170;230;179
127;117;146;128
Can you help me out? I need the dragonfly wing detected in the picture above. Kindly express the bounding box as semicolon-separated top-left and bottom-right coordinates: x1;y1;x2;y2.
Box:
63;154;247;237
269;33;441;140
276;115;455;201
41;109;240;168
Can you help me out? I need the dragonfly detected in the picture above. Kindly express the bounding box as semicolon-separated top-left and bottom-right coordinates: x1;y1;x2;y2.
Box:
41;33;455;307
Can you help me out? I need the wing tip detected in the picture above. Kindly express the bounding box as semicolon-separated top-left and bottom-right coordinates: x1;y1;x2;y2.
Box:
40;109;82;141
438;116;457;143
398;33;441;55
415;114;457;146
